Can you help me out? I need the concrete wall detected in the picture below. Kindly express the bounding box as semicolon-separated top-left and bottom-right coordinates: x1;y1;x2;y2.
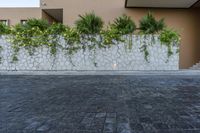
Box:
0;36;179;71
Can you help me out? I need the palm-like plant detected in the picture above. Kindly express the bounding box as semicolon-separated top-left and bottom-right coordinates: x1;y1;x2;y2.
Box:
139;12;165;34
75;12;104;34
25;19;49;31
47;23;67;35
0;22;10;36
111;14;136;35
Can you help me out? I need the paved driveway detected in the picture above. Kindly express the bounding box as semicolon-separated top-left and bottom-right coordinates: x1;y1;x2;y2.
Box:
0;75;200;133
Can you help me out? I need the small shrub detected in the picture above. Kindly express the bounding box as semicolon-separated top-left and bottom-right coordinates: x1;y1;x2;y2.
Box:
160;28;180;45
101;27;123;47
110;14;136;35
10;19;49;48
63;27;81;54
139;12;165;34
47;23;67;35
159;28;180;57
46;23;68;55
75;12;104;34
0;22;10;36
9;19;50;61
63;27;81;66
24;19;49;31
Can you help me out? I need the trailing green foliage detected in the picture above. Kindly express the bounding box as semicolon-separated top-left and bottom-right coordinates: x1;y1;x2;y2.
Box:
0;22;10;36
75;12;104;34
63;27;81;55
159;28;180;57
100;27;123;47
140;44;149;62
139;12;165;34
109;14;136;50
24;19;49;31
46;23;67;55
101;14;136;50
2;12;180;65
9;19;49;62
0;46;3;63
0;22;10;62
75;12;104;65
47;23;67;35
139;12;166;61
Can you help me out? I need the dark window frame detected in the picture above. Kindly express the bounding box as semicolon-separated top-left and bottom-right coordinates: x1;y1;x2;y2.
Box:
20;20;27;24
0;20;9;26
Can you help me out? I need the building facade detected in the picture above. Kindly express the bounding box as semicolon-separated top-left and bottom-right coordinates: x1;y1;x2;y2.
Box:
0;0;200;69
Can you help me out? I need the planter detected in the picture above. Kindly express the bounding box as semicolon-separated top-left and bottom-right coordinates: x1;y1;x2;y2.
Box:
0;35;179;71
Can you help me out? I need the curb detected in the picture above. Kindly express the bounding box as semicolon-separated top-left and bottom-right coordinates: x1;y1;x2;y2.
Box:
0;70;200;75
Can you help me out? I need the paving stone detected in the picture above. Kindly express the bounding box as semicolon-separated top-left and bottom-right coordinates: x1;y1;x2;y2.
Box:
37;124;49;132
153;122;169;129
104;123;116;132
96;113;106;118
117;123;132;133
24;121;41;131
1;75;200;132
139;117;152;123
107;113;116;118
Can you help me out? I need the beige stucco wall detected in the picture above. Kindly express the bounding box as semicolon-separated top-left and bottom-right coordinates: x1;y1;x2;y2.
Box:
0;8;41;25
0;0;200;69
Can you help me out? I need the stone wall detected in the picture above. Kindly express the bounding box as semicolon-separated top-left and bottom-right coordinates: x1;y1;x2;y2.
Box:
0;36;179;71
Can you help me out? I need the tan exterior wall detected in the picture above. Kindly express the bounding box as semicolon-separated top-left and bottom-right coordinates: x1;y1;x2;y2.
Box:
41;0;200;69
0;8;41;25
0;0;200;69
40;0;200;69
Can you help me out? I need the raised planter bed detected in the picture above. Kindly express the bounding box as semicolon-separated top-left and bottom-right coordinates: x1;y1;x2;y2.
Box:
0;36;179;71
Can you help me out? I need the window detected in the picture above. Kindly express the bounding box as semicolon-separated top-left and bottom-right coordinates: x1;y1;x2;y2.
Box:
21;20;27;24
0;20;9;26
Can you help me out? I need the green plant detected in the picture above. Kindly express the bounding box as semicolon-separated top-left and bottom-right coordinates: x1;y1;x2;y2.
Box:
24;19;49;31
139;12;165;34
100;27;124;48
111;14;136;35
47;22;67;35
0;23;10;63
62;27;81;66
100;15;136;48
75;12;104;34
159;28;180;57
139;12;166;61
0;22;10;36
75;12;104;66
0;46;3;63
140;44;149;62
46;23;67;55
109;14;136;50
63;27;81;55
4;13;179;65
9;19;49;62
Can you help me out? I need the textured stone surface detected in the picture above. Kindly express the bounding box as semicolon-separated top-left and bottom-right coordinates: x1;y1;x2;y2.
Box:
1;75;200;133
0;36;179;71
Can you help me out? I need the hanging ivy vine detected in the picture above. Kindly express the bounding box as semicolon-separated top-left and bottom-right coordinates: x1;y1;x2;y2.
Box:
159;28;180;58
0;22;11;63
139;12;166;62
0;12;181;66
